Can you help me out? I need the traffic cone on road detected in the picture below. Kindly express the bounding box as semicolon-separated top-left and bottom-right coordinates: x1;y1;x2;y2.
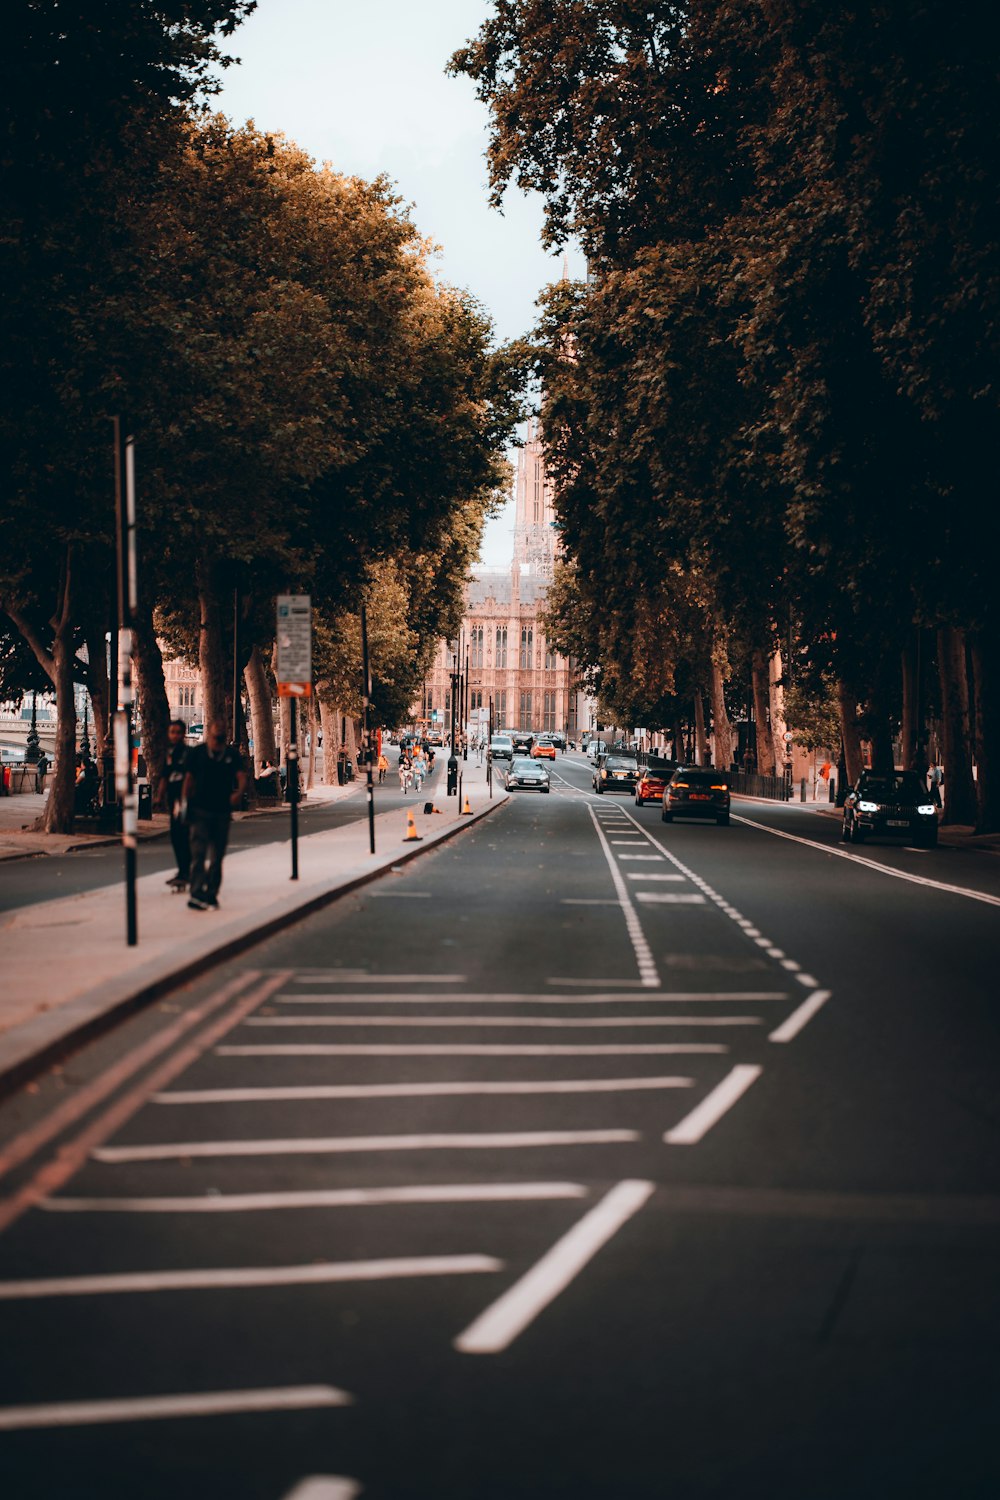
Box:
403;808;423;842
461;794;472;815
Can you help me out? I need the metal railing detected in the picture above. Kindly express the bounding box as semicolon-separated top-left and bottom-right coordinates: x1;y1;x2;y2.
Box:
729;770;791;802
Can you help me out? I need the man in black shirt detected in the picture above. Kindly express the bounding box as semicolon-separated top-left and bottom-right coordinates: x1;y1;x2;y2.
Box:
182;720;247;911
160;719;190;890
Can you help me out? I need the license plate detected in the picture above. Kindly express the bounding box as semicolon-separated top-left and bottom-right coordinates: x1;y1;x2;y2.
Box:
887;819;909;828
691;793;710;801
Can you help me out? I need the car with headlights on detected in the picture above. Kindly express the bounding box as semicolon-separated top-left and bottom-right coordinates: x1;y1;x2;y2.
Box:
593;753;639;794
634;757;676;806
506;754;550;793
662;767;731;825
842;771;938;847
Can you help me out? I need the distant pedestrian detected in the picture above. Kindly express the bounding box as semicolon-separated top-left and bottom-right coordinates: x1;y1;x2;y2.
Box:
182;720;247;911
35;751;50;794
160;719;190;890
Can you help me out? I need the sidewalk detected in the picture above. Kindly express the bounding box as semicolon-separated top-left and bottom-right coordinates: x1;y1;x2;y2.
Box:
0;757;505;1096
0;777;360;862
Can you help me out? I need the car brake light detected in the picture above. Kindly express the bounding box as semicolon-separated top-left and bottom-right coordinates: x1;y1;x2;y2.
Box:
710;784;727;791
672;782;688;789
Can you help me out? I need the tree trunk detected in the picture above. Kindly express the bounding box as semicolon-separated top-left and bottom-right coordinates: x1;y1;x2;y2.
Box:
693;691;708;765
937;625;977;825
768;649;788;770
44;626;78;832
84;628;111;762
970;623;1000;834
132;605;170;808
197;561;227;731
867;700;895;775
751;648;775;774
244;644;276;775
709;656;734;771
836;680;864;786
671;716;684;764
318;696;339;784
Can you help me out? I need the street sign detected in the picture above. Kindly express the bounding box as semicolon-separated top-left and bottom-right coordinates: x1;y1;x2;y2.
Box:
276;595;312;697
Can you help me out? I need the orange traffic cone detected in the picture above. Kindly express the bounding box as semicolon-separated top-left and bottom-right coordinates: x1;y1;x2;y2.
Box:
403;808;423;842
461;794;472;815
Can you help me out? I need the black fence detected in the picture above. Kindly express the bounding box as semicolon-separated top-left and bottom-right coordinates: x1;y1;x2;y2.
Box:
728;770;791;802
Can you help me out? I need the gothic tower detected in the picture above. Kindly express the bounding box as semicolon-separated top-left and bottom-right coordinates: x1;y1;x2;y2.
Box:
513;416;557;578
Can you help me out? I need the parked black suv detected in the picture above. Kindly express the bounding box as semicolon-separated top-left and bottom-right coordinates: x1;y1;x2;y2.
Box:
842;771;938;847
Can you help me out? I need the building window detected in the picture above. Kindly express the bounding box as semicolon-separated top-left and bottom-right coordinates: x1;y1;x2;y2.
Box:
519;690;533;729
495;626;508;669
471;626;484;669
471;690;483;712
544;690;557;732
494;690;506;727
544;640;557;672
519;626;533;670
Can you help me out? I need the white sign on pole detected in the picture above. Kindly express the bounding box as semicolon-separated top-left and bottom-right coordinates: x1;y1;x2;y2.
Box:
276;594;312;697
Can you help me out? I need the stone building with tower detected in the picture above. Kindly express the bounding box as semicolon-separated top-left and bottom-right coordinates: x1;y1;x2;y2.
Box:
416;417;587;740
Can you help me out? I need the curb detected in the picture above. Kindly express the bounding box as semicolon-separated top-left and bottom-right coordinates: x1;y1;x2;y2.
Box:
0;789;507;1101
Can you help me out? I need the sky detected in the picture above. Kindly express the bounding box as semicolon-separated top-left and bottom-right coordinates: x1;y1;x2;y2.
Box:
211;0;584;565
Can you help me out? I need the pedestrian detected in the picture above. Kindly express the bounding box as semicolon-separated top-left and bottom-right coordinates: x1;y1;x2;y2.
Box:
159;718;190;890
181;719;247;911
377;750;389;784
337;744;348;786
35;750;50;794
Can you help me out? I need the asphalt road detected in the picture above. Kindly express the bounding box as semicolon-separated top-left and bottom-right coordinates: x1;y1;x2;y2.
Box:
0;758;457;913
1;751;998;1498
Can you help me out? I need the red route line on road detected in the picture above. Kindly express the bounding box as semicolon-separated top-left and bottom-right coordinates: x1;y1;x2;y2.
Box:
0;969;292;1237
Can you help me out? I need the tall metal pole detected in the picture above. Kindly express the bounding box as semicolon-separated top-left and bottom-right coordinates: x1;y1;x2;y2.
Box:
288;695;299;880
488;693;493;798
360;602;376;854
232;587;240;748
463;649;469;761
113;415;138;946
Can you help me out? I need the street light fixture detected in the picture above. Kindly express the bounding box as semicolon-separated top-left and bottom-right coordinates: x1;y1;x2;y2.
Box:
24;691;40;764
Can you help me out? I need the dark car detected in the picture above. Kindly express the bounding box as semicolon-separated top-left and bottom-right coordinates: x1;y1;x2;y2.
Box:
512;730;534;754
506;754;550;793
593;753;639;793
635;757;676;806
842;770;938;847
662;767;731;825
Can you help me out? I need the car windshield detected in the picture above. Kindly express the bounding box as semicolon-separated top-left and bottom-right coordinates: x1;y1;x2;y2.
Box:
511;757;539;772
858;772;924;800
644;761;673;776
605;757;637;771
673;769;724;785
491;738;512;749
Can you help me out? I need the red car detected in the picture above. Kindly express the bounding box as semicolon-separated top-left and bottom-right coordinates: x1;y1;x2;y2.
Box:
531;740;557;760
634;759;676;806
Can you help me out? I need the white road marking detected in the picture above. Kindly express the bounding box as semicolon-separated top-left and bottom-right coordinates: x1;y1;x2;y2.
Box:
41;1183;590;1213
560;898;622;905
769;990;833;1043
610;839;645;845
217;1044;728;1058
0;1386;353;1432
0;1256;501;1301
455;1179;654;1355
274;991;788;1005
634;893;707;905
289;974;467;985
367;891;431;898
626;873;686;881
588;807;660;988
664;1064;763;1145
242;1014;758;1029
93;1130;642;1163
794;973;819;987
547;978;646;987
154;1078;694;1106
732;813;1000;907
283;1479;361;1500
616;853;666;861
780;959;801;971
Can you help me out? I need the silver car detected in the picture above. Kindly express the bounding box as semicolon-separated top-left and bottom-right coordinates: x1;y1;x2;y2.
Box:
506;755;551;793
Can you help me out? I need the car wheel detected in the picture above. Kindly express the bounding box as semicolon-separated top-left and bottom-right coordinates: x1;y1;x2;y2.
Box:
661;809;672;823
850;820;865;844
542;786;550;794
716;813;730;826
919;830;937;848
595;783;603;794
841;819;851;841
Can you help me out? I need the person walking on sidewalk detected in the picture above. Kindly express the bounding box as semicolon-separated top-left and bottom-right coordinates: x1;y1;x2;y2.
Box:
160;719;190;891
182;721;247;912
